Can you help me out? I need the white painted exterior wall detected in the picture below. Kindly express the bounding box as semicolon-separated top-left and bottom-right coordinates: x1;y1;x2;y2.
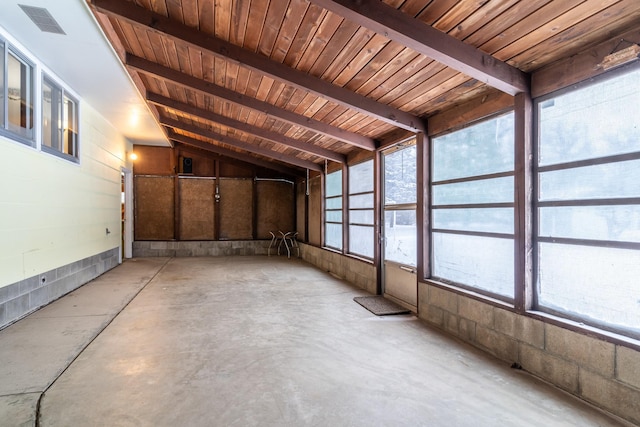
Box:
0;24;133;289
0;102;131;288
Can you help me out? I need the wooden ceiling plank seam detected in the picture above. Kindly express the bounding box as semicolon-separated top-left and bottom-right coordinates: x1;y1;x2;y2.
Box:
270;0;312;63
215;0;232;40
508;2;640;71
91;0;426;132
197;0;215;35
432;0;485;33
330;33;391;87
415;0;459;26
395;0;427;18
167;127;321;172
492;0;622;64
242;0;270;52
308;0;529;95
369;57;441;104
308;17;361;77
449;0;522;41
294;10;345;74
283;4;328;68
343;40;406;92
182;0;199;29
229;0;249;45
149;0;168;17
126;54;376;150
257;0;291;58
355;48;422;97
401;73;474;114
165;0;185;24
474;0;584;54
151;93;346;163
389;67;461;110
171;135;305;176
321;27;376;83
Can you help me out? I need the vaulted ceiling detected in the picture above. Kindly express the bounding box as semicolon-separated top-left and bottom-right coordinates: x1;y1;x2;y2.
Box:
88;0;640;176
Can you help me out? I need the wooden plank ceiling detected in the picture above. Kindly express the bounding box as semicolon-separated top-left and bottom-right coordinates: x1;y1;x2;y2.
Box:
88;0;640;175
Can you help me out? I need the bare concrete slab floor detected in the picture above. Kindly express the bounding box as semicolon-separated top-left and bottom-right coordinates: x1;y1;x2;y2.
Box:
1;257;632;426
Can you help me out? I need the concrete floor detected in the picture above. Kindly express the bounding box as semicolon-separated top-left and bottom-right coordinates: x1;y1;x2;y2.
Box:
0;256;633;426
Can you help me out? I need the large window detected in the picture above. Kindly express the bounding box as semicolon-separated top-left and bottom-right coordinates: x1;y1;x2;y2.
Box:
325;169;343;250
348;160;374;258
431;113;515;299
42;75;78;160
535;66;640;337
1;43;34;143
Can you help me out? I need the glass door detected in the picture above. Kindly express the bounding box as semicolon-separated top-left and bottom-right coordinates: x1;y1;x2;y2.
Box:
382;141;418;310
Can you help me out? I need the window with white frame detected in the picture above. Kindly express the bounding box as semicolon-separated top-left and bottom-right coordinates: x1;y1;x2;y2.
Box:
431;112;515;300
348;160;374;258
325;169;343;250
1;41;34;144
42;74;78;160
535;65;640;337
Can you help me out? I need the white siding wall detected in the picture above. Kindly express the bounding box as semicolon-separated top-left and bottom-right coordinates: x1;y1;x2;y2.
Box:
0;102;131;288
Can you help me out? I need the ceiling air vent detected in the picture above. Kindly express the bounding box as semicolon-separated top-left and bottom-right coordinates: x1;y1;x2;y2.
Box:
18;5;66;35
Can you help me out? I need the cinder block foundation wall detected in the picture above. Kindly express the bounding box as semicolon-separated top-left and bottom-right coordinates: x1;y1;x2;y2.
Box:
133;241;271;257
418;281;640;425
0;248;120;330
299;244;376;294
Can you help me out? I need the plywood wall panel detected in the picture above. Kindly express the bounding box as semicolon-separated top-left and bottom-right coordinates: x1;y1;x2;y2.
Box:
219;179;254;240
256;181;294;239
135;176;175;240
178;177;215;240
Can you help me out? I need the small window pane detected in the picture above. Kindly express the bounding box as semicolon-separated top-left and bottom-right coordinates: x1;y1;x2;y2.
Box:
539;205;640;242
433;233;514;298
384;210;416;266
349;160;373;193
349;193;373;209
325;197;342;210
349;209;374;225
384;145;416;205
537;243;640;332
42;78;62;151
432;176;513;205
349;225;374;258
539;160;640;201
7;51;33;139
433;112;514;181
433;208;514;234
538;68;640;167
326;170;342;197
325;210;342;222
325;223;342;249
64;95;78;156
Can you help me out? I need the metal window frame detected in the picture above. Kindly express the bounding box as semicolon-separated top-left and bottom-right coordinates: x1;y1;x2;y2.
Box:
532;62;640;336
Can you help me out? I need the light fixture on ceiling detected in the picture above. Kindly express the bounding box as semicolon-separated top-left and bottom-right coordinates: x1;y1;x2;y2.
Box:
598;39;640;70
18;4;66;35
128;152;138;161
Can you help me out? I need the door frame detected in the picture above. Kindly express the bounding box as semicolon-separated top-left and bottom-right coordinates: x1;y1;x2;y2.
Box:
121;167;133;261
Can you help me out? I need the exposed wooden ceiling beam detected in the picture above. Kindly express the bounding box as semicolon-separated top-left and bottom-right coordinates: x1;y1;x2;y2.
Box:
126;55;376;151
91;0;426;133
170;134;302;177
148;92;345;163
308;0;530;96
161;116;323;172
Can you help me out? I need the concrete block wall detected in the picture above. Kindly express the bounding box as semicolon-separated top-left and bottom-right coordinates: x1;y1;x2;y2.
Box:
299;243;376;294
133;240;271;257
0;248;120;330
418;281;640;425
